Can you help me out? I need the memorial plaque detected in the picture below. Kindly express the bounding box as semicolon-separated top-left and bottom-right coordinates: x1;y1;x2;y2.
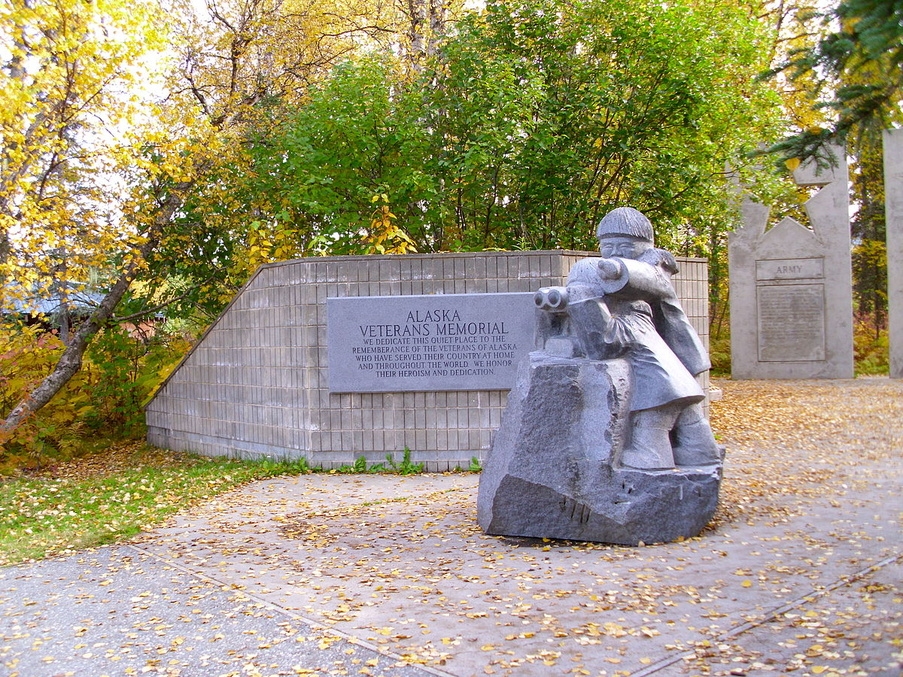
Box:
756;257;824;281
757;284;826;362
327;293;535;393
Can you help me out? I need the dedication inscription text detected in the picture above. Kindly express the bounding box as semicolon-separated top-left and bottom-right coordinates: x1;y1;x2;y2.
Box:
327;293;535;393
757;284;826;362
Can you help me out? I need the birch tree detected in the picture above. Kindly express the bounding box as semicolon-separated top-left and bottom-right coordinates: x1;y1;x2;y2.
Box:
0;0;375;438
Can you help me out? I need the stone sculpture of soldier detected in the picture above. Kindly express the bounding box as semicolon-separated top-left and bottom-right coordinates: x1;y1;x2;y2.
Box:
550;206;722;470
479;206;723;545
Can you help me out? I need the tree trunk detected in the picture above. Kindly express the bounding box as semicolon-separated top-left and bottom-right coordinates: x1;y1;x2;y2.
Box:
0;230;9;271
0;190;185;438
407;0;426;70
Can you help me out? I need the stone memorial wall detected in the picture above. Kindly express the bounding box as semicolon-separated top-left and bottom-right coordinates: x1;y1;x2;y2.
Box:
146;251;710;470
886;129;903;379
729;147;854;379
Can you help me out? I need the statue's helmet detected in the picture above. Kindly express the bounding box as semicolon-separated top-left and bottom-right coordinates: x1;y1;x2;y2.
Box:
596;207;654;243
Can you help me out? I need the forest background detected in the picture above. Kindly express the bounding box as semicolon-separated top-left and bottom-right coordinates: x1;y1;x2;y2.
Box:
0;0;901;467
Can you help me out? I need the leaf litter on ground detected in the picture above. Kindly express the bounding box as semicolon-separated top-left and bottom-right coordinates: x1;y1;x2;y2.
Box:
2;378;901;677
120;377;901;676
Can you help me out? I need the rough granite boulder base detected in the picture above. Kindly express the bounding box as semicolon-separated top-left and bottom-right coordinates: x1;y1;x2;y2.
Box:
477;352;722;545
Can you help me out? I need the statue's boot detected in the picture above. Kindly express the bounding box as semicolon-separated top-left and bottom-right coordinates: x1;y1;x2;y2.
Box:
620;408;677;470
671;403;723;467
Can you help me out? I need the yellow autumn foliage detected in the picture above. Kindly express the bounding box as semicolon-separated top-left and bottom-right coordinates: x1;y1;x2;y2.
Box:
0;0;188;306
364;196;417;255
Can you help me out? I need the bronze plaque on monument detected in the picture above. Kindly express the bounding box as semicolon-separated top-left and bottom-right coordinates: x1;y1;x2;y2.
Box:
327;293;535;392
756;284;826;362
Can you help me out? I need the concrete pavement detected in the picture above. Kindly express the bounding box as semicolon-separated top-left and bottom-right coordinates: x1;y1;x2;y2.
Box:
2;379;901;676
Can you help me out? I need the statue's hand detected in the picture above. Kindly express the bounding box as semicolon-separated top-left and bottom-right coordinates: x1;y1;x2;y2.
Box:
597;257;623;280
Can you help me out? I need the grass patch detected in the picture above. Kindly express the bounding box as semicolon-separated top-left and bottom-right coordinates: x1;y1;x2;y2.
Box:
0;439;441;566
0;440;311;566
328;447;426;475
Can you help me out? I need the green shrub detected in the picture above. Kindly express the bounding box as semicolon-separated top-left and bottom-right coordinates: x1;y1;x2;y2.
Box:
0;320;190;473
708;331;732;377
83;324;189;437
854;324;889;376
0;323;92;469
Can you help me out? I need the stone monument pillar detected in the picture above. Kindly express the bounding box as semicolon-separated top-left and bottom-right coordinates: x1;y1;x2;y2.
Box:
729;146;854;379
884;129;903;379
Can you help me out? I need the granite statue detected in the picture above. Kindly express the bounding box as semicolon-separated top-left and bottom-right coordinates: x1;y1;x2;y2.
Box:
478;208;724;545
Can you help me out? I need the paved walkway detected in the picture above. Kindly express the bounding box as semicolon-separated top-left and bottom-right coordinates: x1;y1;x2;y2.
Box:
1;379;901;676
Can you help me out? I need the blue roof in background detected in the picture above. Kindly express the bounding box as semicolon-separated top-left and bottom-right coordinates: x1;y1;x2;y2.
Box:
1;283;104;316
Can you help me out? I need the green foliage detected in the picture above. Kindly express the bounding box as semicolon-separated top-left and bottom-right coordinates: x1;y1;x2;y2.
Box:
245;56;436;258
708;332;733;377
333;455;385;474
435;0;782;252
83;323;188;437
854;323;889;376
852;238;887;324
0;323;92;462
759;1;897;349
1;318;190;467
237;0;782;258
333;448;424;475
386;447;424;475
763;0;903;164
850;132;888;339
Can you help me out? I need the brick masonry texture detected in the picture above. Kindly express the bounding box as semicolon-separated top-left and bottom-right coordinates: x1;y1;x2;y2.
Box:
145;251;710;471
